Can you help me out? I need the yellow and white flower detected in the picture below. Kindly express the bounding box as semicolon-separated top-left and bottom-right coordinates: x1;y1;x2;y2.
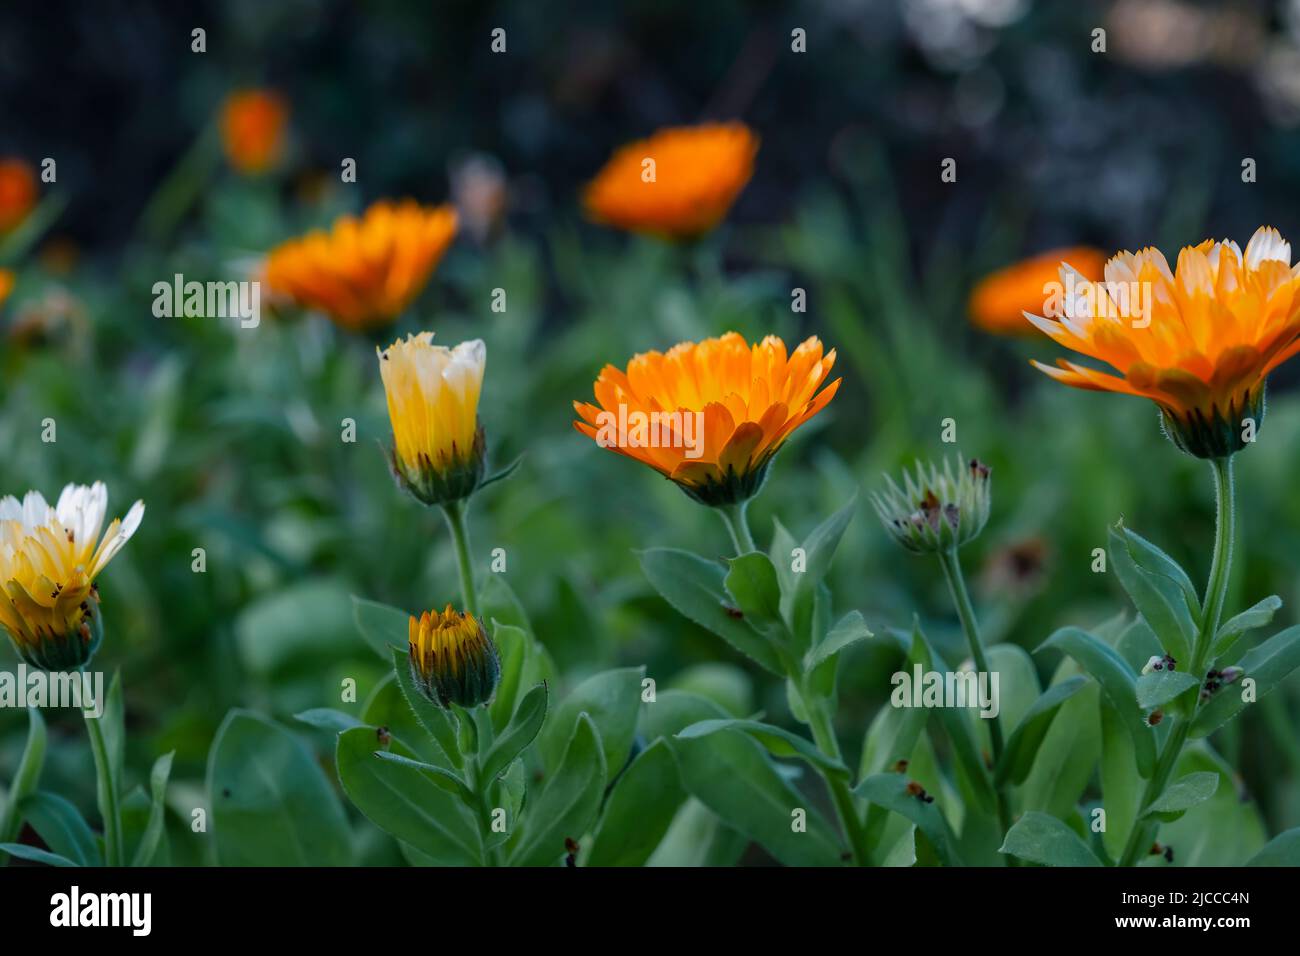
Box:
0;482;144;670
378;333;487;505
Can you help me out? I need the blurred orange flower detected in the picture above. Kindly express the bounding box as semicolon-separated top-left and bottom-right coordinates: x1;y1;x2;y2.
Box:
0;159;37;233
574;332;839;506
264;200;458;332
969;246;1107;336
1027;227;1300;458
0;268;13;308
583;123;758;239
220;89;288;175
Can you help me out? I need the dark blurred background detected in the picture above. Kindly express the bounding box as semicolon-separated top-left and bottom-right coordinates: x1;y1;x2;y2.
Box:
5;0;1300;257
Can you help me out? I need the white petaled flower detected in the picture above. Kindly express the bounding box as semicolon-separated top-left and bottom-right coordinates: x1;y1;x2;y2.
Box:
378;333;488;506
0;481;144;671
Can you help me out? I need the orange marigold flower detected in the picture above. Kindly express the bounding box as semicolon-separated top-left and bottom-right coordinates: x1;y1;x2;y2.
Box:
0;269;13;308
220;89;288;175
264;200;458;332
0;158;37;234
573;332;840;506
1027;226;1300;459
583;123;758;239
969;246;1107;336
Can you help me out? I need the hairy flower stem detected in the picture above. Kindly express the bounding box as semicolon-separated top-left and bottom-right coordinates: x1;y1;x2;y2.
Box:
718;500;758;554
937;547;1014;857
1119;455;1236;866
465;709;503;866
441;499;480;620
805;694;873;866
84;706;122;867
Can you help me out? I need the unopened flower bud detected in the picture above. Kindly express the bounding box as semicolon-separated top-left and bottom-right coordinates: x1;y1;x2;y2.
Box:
408;605;500;709
872;455;992;554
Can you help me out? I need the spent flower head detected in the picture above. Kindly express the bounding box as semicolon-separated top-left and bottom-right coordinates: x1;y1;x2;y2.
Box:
0;482;144;671
872;456;991;554
408;605;500;709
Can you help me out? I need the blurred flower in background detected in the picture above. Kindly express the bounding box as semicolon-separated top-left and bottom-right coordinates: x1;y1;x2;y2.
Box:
219;88;289;175
583;122;759;239
263;199;458;331
0;157;37;233
0;268;13;309
449;153;508;244
969;246;1106;336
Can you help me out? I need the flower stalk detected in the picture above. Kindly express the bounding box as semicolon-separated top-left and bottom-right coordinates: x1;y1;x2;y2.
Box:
1118;456;1236;866
937;546;1014;854
441;499;480;620
83;705;122;868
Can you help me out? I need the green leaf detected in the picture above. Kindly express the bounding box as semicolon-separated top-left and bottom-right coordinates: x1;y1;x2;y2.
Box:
676;718;848;775
294;708;363;733
1038;626;1155;776
1245;827;1300;866
481;682;548;783
130;752;174;867
659;695;843;866
1192;625;1300;737
362;673;444;765
488;622;530;733
586;740;685;867
352;595;409;660
999;811;1103;866
1135;669;1200;710
236;579;357;675
207;710;353;866
0;708;46;861
480;574;533;635
20;792;101;867
372;751;474;801
1020;668;1100;821
511;714;606;866
724;551;786;637
336;725;481;865
1214;595;1282;659
1156;746;1264;864
855;772;964;867
994;676;1089;786
914;627;997;814
784;497;857;656
639;547;782;675
0;843;78;867
805;610;872;675
479;454;524;489
537;666;643;776
1108;523;1197;666
1145;771;1219;821
390;645;462;767
1099;698;1141;863
1119;525;1200;617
